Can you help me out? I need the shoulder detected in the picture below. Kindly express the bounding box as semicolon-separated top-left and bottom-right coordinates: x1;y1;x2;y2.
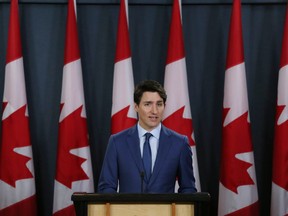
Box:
110;125;137;140
161;126;190;153
161;125;188;142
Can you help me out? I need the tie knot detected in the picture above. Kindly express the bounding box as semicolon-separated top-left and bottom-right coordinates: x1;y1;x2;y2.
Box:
145;133;152;141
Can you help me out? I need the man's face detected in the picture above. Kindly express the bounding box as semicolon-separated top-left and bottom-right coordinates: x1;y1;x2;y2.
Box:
134;91;165;131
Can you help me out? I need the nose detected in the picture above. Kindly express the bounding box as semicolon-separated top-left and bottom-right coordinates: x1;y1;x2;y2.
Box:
151;104;158;114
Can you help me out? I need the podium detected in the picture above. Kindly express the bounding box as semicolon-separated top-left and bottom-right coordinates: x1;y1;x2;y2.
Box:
72;193;210;216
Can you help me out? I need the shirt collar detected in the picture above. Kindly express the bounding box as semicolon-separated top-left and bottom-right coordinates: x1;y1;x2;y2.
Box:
137;123;161;140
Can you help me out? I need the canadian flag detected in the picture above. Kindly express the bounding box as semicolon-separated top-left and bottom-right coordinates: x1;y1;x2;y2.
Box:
111;0;137;135
270;3;288;216
0;0;37;215
162;0;200;191
218;0;259;215
53;0;94;215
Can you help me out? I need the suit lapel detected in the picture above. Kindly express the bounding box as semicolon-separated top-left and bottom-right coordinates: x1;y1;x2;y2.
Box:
126;126;144;174
149;126;172;185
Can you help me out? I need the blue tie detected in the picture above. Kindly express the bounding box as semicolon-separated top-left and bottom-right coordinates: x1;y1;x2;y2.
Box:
143;133;152;181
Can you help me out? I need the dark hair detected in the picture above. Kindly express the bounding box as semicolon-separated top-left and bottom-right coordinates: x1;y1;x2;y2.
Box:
134;80;167;105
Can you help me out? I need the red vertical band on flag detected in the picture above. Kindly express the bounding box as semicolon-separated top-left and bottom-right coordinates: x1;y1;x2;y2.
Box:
64;0;80;64
225;0;244;69
6;0;22;64
115;0;131;63
166;0;185;65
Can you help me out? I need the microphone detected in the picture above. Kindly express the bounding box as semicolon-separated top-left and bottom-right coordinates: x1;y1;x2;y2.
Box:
140;171;145;193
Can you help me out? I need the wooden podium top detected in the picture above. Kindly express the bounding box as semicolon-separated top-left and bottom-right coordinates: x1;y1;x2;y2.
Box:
72;192;211;204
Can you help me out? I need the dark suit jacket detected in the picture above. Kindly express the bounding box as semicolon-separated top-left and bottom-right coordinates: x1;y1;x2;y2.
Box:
98;124;196;193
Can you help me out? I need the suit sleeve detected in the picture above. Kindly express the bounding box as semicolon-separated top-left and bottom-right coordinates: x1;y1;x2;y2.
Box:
97;136;118;193
177;136;197;193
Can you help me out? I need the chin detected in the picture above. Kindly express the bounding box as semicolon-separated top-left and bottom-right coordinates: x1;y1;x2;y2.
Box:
149;123;160;128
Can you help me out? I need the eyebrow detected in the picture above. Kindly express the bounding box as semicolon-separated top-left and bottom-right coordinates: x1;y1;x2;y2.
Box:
143;100;164;103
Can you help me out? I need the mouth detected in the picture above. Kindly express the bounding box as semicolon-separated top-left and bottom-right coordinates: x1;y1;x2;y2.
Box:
149;116;158;121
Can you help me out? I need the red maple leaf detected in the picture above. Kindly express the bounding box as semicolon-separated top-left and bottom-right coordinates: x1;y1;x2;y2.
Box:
162;106;194;146
272;105;288;190
55;105;90;188
111;105;137;134
220;109;255;193
0;105;33;187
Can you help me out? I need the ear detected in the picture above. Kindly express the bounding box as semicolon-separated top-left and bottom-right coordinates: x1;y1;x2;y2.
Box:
134;103;138;112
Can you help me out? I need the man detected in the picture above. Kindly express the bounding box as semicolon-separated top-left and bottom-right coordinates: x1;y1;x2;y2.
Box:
98;80;196;193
